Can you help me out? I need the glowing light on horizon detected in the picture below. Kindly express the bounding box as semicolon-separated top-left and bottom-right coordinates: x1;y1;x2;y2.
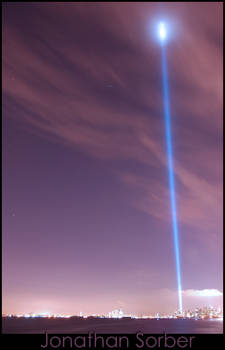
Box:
159;23;183;312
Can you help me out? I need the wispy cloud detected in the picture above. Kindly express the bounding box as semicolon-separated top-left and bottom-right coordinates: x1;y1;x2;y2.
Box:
3;2;222;251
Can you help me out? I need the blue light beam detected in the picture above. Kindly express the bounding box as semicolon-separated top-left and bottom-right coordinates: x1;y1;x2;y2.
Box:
160;35;183;313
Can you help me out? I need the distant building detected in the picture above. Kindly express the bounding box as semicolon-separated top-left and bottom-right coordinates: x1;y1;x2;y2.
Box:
108;308;124;318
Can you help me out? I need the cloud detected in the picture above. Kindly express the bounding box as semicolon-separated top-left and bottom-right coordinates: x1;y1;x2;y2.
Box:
3;2;222;251
183;289;223;297
119;143;222;249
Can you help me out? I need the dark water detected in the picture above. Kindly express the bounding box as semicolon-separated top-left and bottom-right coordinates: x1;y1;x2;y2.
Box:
71;319;223;334
2;317;223;334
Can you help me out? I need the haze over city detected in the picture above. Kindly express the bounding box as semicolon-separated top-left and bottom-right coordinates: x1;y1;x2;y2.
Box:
2;2;222;318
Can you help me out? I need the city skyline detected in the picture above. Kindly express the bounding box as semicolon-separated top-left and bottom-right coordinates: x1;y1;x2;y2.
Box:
3;304;223;319
2;2;222;316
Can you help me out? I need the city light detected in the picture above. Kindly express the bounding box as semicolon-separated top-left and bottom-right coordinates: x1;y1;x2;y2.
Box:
4;306;223;321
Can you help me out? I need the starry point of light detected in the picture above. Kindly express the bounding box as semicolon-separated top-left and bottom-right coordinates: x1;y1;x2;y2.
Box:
158;22;167;42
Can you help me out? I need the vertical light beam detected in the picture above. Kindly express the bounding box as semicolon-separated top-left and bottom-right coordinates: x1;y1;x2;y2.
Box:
160;32;183;313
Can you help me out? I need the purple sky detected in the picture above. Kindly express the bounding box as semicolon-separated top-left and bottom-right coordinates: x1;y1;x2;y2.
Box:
3;2;223;316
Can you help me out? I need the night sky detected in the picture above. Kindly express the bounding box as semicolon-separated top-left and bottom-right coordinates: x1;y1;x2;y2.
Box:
3;2;223;316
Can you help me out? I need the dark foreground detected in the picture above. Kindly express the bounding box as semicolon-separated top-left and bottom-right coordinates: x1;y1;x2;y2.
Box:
2;317;223;334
